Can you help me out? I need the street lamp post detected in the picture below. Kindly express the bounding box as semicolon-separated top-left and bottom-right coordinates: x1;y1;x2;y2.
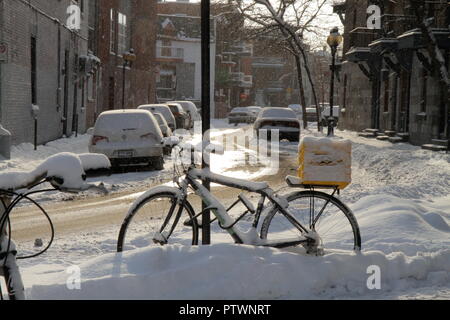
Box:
326;27;343;137
122;49;136;110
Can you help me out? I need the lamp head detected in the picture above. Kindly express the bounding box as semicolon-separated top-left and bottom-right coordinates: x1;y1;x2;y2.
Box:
327;27;343;48
123;48;137;63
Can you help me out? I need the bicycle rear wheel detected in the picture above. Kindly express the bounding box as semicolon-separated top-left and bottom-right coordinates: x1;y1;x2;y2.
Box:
260;191;361;253
117;190;198;252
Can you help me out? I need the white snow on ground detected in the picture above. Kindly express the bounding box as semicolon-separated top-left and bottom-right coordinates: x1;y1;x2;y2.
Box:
2;123;450;299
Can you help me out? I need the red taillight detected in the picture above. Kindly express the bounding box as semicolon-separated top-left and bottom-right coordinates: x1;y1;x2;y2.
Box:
288;122;300;128
92;136;108;146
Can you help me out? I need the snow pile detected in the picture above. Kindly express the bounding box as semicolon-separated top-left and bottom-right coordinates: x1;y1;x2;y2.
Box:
78;153;111;171
28;244;450;300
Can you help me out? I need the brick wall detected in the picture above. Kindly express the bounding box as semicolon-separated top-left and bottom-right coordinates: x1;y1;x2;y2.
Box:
0;0;89;145
94;0;157;116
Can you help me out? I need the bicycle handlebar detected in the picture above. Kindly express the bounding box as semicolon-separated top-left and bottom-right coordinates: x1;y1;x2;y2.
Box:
0;153;111;193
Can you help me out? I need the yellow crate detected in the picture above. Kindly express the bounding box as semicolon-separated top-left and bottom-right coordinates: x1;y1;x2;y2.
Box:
298;137;352;190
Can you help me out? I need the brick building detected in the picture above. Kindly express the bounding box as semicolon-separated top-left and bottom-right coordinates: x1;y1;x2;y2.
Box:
334;0;450;150
86;0;157;128
0;0;90;145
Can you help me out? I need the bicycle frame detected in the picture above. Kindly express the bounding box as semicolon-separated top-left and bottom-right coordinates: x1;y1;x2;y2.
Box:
162;165;315;249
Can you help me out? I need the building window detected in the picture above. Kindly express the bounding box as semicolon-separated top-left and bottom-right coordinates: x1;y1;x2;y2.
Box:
110;9;116;54
118;12;128;55
161;39;171;57
420;68;428;113
31;36;37;105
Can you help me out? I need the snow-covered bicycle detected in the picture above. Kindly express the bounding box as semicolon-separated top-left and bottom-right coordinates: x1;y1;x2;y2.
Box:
117;139;361;254
0;153;111;300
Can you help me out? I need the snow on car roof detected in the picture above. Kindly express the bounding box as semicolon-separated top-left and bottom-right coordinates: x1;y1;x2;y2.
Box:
101;109;150;115
230;107;249;113
260;107;297;119
95;109;159;133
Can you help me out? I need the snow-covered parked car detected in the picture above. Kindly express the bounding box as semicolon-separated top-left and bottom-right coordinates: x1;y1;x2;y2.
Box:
254;107;301;142
89;110;164;170
138;104;177;131
228;107;253;125
246;106;263;122
168;101;200;129
288;104;303;120
305;107;318;122
152;112;172;138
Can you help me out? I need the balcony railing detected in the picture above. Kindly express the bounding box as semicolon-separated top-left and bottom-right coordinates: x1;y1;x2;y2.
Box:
230;72;244;82
265;80;284;92
381;14;417;37
252;57;285;68
230;44;253;56
348;27;379;49
156;46;184;59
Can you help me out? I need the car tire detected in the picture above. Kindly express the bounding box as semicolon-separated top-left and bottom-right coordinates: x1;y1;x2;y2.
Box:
152;156;165;171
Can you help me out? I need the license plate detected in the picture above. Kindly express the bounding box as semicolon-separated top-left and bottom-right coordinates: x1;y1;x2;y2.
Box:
118;150;133;158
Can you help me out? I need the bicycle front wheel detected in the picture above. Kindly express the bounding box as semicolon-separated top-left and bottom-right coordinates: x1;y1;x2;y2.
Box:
117;190;198;252
260;191;361;253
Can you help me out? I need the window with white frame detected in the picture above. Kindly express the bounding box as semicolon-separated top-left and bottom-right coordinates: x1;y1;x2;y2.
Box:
110;9;116;54
118;12;128;55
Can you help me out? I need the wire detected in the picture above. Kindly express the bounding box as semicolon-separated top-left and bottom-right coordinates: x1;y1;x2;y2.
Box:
0;187;57;269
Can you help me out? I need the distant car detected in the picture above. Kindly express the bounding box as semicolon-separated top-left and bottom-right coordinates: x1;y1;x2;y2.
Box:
245;106;263;122
254;107;301;142
89;110;164;170
305;107;318;122
168;101;200;129
165;103;190;129
288;104;303;119
228;107;253;125
138;104;177;131
152;112;172;138
321;106;340;126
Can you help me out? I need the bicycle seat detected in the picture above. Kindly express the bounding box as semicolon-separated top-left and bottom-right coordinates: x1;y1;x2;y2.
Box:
0;153;111;191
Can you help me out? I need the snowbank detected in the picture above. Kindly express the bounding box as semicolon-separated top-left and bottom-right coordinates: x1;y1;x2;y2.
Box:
29;244;450;300
26;191;450;300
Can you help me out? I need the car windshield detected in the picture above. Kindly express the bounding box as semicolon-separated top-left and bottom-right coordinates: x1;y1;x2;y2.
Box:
260;108;297;119
153;113;165;125
167;105;181;113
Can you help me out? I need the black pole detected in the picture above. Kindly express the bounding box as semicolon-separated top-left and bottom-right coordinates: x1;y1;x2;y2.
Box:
34;118;37;151
122;63;126;110
328;47;336;137
201;0;211;245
